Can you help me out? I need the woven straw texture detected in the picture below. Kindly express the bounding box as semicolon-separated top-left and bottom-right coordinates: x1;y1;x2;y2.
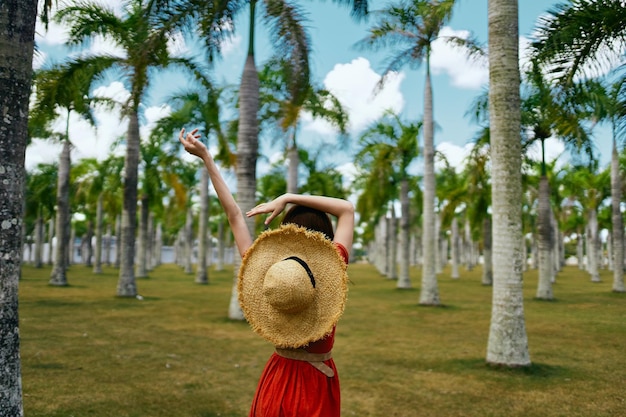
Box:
238;223;348;348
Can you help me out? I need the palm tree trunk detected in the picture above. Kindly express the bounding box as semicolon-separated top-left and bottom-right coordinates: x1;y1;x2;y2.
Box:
536;175;554;299
153;222;162;268
93;194;103;273
117;111;140;296
419;54;440;305
464;219;474;271
435;214;442;274
146;212;154;271
184;207;193;274
387;206;397;280
104;223;112;267
230;6;260;319
114;213;121;269
486;0;530;367
450;217;460;279
196;167;209;284
135;195;148;278
50;140;71;286
374;217;387;275
47;217;54;265
68;226;75;266
397;179;411;288
0;1;37;413
588;208;601;282
84;221;93;267
216;219;225;271
576;231;584;270
287;137;299;194
482;216;493;286
611;140;625;292
34;214;44;268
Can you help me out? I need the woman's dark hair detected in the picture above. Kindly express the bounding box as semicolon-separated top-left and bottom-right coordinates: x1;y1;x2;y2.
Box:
281;205;334;240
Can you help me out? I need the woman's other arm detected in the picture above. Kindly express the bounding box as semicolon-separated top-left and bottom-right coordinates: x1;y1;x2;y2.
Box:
246;193;354;251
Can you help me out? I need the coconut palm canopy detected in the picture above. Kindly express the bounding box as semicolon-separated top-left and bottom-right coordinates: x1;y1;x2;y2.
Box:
29;0;614;173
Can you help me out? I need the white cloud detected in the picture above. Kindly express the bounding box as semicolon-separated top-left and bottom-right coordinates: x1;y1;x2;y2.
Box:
526;137;565;165
220;33;243;57
93;81;130;103
35;0;126;47
167;32;190;57
139;104;172;139
436;141;475;171
306;57;405;135
26;81;130;170
431;26;488;90
35;9;69;46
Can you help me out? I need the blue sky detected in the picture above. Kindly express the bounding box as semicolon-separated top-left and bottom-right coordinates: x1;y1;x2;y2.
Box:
29;0;613;179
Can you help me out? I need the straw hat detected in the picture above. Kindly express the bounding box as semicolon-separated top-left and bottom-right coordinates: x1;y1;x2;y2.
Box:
238;223;348;348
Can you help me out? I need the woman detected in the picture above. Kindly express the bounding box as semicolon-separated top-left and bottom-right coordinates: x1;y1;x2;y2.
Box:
179;128;354;417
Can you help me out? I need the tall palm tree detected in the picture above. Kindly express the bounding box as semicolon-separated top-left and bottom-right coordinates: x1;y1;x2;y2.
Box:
24;164;59;268
153;79;232;284
177;0;368;319
54;0;202;296
531;0;626;291
356;111;421;288
436;155;467;279
485;0;530;367
561;162;611;282
464;141;493;285
357;0;456;305
521;62;594;300
579;79;626;291
0;1;53;414
31;61;96;286
72;158;108;272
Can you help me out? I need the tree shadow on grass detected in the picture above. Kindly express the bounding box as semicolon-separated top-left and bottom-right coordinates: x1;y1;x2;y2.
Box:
444;357;571;380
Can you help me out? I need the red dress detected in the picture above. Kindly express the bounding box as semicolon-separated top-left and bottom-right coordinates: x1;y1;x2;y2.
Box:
248;243;349;417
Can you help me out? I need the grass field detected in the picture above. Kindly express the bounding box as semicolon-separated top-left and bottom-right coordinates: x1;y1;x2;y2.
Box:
18;261;626;417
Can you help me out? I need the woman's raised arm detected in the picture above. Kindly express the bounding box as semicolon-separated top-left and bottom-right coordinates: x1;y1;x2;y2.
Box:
179;128;253;256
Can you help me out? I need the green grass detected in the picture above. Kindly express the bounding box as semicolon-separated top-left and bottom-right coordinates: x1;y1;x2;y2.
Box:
19;262;626;417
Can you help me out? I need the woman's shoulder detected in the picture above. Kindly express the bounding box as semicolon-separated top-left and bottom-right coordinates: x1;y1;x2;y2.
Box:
333;242;349;264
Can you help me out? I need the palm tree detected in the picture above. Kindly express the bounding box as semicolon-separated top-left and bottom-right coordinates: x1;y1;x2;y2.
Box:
177;0;367;318
31;61;96;286
72;158;108;272
1;1;54;414
54;0;202;296
259;57;349;193
436;155;467;280
579;79;626;291
531;0;626;85
24;164;59;268
464;144;493;285
521;62;594;299
357;0;457;305
530;0;626;291
561;162;611;282
153;79;232;284
298;149;349;200
356;111;421;288
485;0;530;367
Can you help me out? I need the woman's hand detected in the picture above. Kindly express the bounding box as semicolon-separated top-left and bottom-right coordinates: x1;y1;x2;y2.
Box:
246;195;289;225
179;128;208;159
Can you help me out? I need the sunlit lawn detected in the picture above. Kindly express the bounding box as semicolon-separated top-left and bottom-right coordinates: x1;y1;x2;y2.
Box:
19;261;626;417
